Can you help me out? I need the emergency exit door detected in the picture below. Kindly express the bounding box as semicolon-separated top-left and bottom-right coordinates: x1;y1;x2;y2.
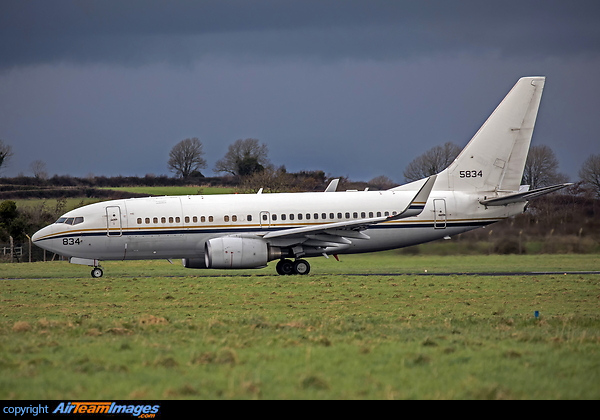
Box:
433;199;447;229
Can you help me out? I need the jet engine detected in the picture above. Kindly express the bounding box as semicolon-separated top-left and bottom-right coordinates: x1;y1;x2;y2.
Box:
181;258;207;269
204;237;282;269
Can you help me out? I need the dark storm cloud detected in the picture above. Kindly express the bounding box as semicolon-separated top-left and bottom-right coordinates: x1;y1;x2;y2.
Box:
2;0;600;68
1;1;599;181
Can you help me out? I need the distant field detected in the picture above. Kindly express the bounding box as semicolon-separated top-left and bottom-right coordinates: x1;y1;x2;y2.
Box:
1;254;599;399
11;186;236;213
99;186;235;196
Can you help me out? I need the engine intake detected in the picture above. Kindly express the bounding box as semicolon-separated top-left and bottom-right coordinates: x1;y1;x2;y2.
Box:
204;237;282;269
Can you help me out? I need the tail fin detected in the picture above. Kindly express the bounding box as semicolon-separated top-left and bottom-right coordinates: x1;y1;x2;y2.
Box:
436;76;545;193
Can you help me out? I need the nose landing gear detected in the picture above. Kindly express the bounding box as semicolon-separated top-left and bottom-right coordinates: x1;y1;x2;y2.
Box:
275;259;310;275
91;267;104;278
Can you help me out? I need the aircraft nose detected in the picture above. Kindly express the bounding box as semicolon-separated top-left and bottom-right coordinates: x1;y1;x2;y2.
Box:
32;225;54;248
32;229;41;243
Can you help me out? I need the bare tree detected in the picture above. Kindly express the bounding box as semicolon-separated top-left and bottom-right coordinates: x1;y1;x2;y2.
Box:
579;153;600;197
0;139;13;174
167;138;207;178
403;142;460;182
368;175;397;190
240;166;292;193
30;160;48;180
522;145;567;189
214;138;271;177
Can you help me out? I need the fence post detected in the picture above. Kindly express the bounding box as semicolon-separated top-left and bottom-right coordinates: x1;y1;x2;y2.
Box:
25;234;32;263
9;236;14;263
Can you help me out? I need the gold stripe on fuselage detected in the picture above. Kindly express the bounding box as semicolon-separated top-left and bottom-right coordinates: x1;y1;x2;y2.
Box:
35;216;504;241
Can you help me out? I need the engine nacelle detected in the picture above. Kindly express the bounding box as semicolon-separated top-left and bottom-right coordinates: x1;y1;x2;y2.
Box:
181;257;208;269
204;237;282;269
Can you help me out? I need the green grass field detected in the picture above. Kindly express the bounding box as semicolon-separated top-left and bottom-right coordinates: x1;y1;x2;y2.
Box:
1;254;599;399
11;186;235;212
99;186;235;196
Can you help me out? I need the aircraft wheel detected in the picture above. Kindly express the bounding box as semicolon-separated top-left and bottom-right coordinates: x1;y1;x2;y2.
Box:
91;267;103;278
293;259;310;275
276;259;294;275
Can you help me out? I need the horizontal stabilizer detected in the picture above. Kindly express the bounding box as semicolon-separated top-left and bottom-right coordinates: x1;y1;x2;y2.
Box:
479;183;572;206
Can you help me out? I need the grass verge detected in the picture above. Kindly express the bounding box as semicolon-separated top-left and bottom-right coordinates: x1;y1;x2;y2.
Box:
1;254;599;399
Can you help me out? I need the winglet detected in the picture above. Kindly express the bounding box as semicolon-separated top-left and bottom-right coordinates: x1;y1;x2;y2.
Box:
324;179;339;192
388;175;436;220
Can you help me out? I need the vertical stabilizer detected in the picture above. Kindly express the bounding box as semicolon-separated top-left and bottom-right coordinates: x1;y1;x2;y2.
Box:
436;76;545;193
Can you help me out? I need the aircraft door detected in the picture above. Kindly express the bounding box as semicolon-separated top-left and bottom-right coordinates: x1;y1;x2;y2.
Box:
433;199;447;229
106;206;123;236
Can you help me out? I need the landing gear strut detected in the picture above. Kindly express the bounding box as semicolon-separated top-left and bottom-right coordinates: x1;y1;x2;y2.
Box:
276;258;310;275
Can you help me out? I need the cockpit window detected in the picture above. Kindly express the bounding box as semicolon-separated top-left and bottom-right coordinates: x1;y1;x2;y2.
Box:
55;217;84;225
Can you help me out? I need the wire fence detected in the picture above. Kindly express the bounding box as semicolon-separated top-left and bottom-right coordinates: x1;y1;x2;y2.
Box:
0;239;62;263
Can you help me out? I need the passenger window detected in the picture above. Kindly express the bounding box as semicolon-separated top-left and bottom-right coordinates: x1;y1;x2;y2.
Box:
176;217;181;223
224;215;229;222
161;217;166;223
137;218;142;224
337;213;342;219
345;212;350;219
289;214;294;220
145;218;150;224
247;215;252;222
376;212;381;217
153;217;158;224
232;215;237;222
193;216;198;223
369;212;374;218
185;216;190;223
298;214;302;220
200;216;205;223
281;214;286;221
209;216;214;222
353;212;358;219
384;211;389;217
272;214;277;221
169;217;174;223
361;212;366;218
306;214;311;220
262;214;268;221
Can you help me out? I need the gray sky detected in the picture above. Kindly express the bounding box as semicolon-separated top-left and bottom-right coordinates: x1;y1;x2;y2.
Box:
1;0;599;183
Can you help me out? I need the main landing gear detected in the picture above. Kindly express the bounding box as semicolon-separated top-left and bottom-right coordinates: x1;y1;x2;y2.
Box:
276;259;310;276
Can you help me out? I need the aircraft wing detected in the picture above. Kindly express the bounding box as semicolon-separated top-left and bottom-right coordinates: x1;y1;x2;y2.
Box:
260;175;436;246
479;183;572;206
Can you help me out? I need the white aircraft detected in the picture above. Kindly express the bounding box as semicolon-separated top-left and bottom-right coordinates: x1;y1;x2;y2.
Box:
32;76;569;278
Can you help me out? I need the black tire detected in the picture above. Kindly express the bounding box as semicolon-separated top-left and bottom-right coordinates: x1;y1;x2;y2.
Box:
276;259;294;275
91;267;103;278
293;259;310;275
